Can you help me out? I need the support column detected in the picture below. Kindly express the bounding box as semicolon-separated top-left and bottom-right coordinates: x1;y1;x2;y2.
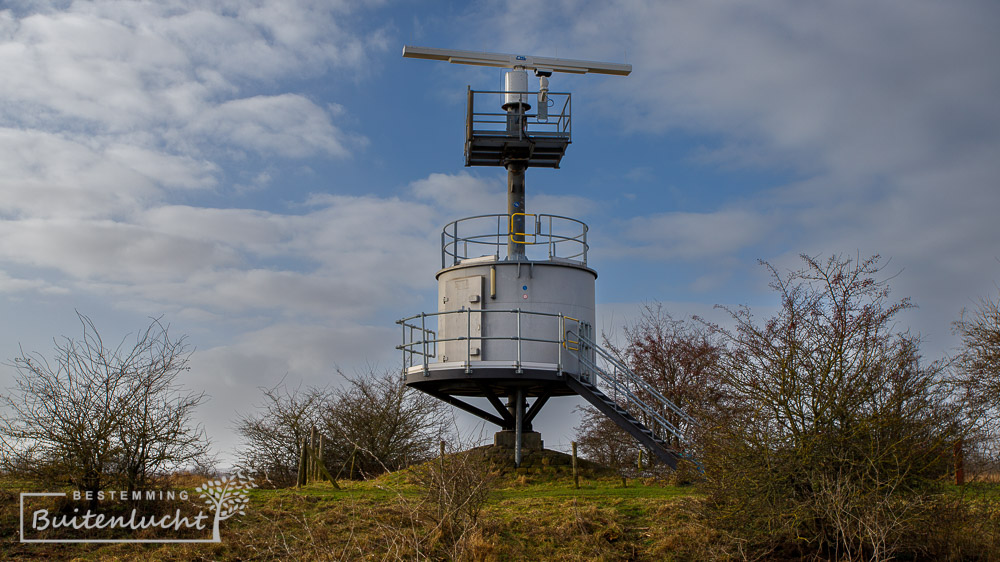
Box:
505;392;532;432
514;387;524;468
495;391;542;452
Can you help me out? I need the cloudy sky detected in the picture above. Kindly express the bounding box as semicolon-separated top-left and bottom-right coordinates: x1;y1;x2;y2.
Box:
2;0;998;462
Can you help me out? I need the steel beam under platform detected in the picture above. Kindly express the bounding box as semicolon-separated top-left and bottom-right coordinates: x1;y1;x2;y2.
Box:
406;363;560;468
403;360;689;470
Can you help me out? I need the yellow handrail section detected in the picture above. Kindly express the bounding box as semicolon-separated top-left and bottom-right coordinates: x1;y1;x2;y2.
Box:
508;213;537;245
563;315;580;351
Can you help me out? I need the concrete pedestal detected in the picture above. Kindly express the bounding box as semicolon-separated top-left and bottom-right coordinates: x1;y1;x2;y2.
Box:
494;430;543;451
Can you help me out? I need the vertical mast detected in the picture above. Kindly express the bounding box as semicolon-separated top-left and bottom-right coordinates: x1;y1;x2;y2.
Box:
504;67;530;258
507;163;526;258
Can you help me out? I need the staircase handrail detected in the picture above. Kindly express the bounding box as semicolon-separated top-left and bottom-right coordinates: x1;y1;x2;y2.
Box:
580;332;699;429
573;349;686;444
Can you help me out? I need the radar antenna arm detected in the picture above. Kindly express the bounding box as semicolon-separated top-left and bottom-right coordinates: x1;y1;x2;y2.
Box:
402;45;631;76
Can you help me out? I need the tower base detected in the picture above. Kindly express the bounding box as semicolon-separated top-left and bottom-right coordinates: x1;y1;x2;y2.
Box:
494;430;543;451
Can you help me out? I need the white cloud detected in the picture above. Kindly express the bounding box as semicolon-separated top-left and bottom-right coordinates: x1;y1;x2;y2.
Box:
191;95;357;158
0;218;238;282
607;209;770;261
475;0;1000;180
0;188;446;321
0;128;213;220
196;321;395;387
0;0;403;317
105;145;218;190
410;171;598;219
411;172;504;215
0;0;430;344
0;0;384;206
142;206;291;250
0;271;68;295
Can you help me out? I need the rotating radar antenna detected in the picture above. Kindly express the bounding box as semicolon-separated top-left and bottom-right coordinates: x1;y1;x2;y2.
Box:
402;46;630;258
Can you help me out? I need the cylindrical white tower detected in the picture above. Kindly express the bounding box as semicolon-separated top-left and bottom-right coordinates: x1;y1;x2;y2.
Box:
400;213;594;393
436;261;594;371
398;212;594;459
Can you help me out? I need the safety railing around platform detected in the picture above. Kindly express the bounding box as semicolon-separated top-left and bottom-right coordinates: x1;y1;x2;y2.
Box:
397;308;586;375
441;213;588;267
398;307;701;467
467;88;571;140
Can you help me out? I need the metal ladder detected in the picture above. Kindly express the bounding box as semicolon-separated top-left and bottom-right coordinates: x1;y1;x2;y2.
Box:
565;329;700;471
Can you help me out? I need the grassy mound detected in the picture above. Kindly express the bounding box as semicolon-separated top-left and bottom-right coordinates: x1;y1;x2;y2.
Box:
1;456;704;561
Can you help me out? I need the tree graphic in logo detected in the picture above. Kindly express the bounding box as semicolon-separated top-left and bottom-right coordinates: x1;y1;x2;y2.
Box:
195;472;256;542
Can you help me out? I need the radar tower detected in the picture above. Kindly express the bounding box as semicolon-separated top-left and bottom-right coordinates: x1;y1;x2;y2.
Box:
398;46;696;469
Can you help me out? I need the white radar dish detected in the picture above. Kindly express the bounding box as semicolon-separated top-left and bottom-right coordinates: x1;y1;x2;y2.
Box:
402;46;631;76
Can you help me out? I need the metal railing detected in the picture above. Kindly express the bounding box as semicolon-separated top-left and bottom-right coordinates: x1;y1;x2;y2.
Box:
467;89;571;140
441;213;588;267
571;330;699;461
397;307;585;375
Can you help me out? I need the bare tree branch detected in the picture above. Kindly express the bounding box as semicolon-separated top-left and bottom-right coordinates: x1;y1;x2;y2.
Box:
0;312;210;498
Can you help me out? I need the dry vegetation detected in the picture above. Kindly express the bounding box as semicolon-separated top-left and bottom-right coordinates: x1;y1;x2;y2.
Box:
2;456;712;561
3;451;1000;560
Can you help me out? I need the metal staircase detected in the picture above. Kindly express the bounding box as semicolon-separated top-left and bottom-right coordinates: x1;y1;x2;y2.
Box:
566;330;700;471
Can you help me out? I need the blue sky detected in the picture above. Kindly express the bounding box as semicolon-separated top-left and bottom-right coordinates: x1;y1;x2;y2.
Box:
2;0;998;462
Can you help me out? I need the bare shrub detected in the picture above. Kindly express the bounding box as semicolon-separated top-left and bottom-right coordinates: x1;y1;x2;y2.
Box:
235;369;450;485
614;303;723;450
0;313;209;497
323;369;450;479
700;255;964;559
234;382;330;486
574;405;640;470
412;447;499;533
953;290;1000;475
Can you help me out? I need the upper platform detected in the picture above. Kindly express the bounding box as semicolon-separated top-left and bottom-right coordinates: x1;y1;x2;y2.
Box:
465;88;571;168
440;213;588;269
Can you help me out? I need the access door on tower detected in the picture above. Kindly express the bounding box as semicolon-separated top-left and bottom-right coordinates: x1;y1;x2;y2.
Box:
439;275;483;363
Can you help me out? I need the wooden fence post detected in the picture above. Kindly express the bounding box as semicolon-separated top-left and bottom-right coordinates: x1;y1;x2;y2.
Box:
310;426;318;483
955;438;965;486
440;440;446;486
318;433;324;481
571;441;579;489
297;436;307;487
294;430;340;489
